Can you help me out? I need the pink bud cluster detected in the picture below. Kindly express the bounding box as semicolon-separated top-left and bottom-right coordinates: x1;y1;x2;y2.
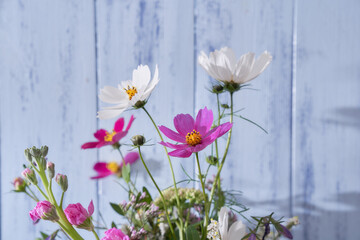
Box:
101;228;130;240
29;201;59;222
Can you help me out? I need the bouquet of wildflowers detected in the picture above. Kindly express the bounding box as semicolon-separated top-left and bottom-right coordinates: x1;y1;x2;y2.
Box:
13;47;299;240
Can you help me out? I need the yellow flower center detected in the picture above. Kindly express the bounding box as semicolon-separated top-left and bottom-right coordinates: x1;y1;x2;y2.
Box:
104;130;117;142
124;86;138;100
106;162;119;173
186;130;202;146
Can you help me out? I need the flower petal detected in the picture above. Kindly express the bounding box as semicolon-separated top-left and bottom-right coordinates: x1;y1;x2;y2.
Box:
123;152;140;165
125;115;135;131
94;129;107;141
113;118;125;132
99;86;127;104
244;51;272;83
81;142;99;149
174;114;195;136
228;220;247;240
112;131;128;142
93;162;112;174
91;172;113;179
132;65;151;93
97;108;126;120
96;141;111;148
194;107;213;136
219;207;229;240
88;200;94;216
143;64;160;99
220;47;237;73
159;141;189;150
233;52;255;84
159;125;186;143
168;149;192;158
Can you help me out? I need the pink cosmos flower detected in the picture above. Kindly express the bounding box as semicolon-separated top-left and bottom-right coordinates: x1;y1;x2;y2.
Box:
91;152;139;179
159;107;232;158
64;200;94;227
101;228;130;240
81;116;135;149
29;201;59;222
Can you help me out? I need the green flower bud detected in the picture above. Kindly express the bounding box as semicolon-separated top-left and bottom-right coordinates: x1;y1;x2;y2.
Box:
30;146;42;158
37;157;47;170
212;84;224;94
56;174;68;192
13;177;27;192
47;162;55;179
131;135;146;146
24;149;33;163
22;168;38;185
224;82;241;93
134;100;146;109
221;104;230;109
206;156;219;165
40;145;49;157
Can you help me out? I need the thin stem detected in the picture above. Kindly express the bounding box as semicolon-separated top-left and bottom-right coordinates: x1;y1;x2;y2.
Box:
92;229;100;240
195;153;209;240
60;192;65;209
26;187;39;201
24;191;38;202
34;184;49;201
142;106;184;239
208;92;234;210
214;93;221;165
137;146;176;238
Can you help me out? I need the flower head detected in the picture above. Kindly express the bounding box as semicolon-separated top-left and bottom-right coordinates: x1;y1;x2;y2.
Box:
82;116;135;149
98;65;159;119
22;168;37;185
64;200;94;231
91;152;139;179
29;201;59;222
55;174;68;192
198;47;272;85
217;207;247;240
101;228;130;240
159;107;232;158
13;177;26;191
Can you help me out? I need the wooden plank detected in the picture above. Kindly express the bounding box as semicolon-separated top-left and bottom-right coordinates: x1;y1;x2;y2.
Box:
95;0;195;227
0;1;97;239
195;0;294;219
294;0;360;239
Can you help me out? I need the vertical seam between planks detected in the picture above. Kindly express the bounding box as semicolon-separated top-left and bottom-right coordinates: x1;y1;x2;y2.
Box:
93;0;100;229
192;0;198;188
0;116;2;238
290;0;298;217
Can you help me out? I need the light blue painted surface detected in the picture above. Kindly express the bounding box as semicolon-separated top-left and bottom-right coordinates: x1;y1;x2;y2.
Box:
0;0;359;239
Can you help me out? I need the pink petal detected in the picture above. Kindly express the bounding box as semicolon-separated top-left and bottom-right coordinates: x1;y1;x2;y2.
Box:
194;107;214;136
91;172;113;179
88;200;94;216
93;162;112;175
174;114;195;136
94;129;107;141
81;142;99;149
112;131;128;142
123;152;140;165
217;122;233;137
168;149;192;158
125;115;135;131
159;126;186;143
159;141;189;150
96;141;111;148
113;118;125;132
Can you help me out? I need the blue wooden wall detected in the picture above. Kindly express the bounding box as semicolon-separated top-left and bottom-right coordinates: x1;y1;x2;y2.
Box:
0;0;359;239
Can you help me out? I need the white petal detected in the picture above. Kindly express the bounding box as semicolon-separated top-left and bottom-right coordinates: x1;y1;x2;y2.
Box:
220;47;237;73
99;86;127;104
214;52;233;81
97;108;126;120
244;51;272;83
143;64;159;99
227;220;247;240
219;207;229;240
233;52;255;84
132;64;151;92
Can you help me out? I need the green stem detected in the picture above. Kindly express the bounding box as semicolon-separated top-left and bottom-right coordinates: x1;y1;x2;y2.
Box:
142;106;184;240
26;187;40;201
137;146;176;238
208;92;234;211
24;191;38;202
92;229;100;240
214;93;221;165
195;153;209;240
60;192;65;209
34;184;49;201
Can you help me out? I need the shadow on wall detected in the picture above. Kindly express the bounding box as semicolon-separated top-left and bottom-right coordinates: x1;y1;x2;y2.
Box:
325;107;360;129
239;192;360;239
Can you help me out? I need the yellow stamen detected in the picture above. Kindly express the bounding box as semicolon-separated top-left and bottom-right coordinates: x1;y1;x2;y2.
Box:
186;130;202;146
104;130;117;142
124;85;138;100
106;162;119;173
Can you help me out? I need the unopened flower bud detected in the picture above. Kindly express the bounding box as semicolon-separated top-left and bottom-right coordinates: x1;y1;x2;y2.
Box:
24;149;33;163
212;84;224;94
29;200;59;222
206;156;218;165
40;146;49;157
47;162;55;179
56;174;68;192
221;104;230;109
13;177;26;192
22;168;38;185
131;135;145;146
38;157;47;170
30;146;42;158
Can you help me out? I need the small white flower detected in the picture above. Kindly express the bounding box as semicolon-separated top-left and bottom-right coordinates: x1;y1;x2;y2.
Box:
207;219;221;240
198;47;272;85
218;207;246;240
98;64;159;119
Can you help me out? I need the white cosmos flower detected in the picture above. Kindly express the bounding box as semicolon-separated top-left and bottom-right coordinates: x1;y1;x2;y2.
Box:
218;207;247;240
98;64;159;119
198;47;272;84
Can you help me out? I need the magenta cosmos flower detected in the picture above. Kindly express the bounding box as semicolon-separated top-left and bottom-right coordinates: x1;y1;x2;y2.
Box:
91;152;139;179
159;107;232;158
101;228;130;240
81;116;135;149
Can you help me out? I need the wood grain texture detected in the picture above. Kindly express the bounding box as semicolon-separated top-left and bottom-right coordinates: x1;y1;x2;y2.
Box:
294;0;360;238
0;0;97;239
194;0;294;219
94;0;195;230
